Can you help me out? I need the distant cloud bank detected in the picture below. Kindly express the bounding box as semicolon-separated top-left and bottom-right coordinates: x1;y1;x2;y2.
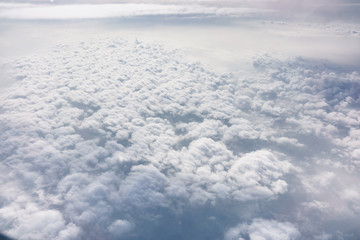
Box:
0;3;265;20
0;0;359;21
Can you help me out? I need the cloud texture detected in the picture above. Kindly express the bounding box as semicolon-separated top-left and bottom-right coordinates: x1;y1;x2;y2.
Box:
0;36;360;239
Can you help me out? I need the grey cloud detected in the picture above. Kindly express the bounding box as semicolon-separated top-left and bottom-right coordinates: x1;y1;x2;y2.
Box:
119;165;169;208
259;0;360;22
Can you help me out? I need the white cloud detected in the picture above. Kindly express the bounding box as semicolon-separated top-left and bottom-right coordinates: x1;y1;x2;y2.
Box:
341;188;360;213
0;0;359;22
0;2;264;20
0;35;359;239
302;171;336;194
225;218;300;240
119;165;169;208
107;219;134;237
7;210;67;240
227;150;292;200
56;223;81;240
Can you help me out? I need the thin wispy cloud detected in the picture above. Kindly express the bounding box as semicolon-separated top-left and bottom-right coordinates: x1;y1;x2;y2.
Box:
0;3;265;20
1;0;359;21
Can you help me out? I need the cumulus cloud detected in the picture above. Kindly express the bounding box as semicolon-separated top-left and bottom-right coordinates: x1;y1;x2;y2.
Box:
165;139;292;204
119;165;169;208
107;219;134;238
224;218;300;240
0;35;359;239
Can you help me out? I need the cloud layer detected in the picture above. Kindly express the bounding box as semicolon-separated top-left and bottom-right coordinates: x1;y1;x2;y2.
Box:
1;0;359;21
0;36;360;239
0;2;264;20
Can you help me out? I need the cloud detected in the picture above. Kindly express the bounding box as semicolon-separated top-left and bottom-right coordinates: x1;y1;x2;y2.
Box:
341;188;360;213
224;218;300;240
119;165;169;208
302;171;336;194
5;210;70;240
165;139;293;204
0;2;265;20
1;0;359;22
253;0;360;21
0;0;360;22
107;219;134;238
0;36;359;239
227;150;291;200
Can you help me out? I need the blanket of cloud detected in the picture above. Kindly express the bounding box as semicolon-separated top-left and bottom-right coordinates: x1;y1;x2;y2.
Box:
0;2;265;20
0;0;360;21
0;33;360;240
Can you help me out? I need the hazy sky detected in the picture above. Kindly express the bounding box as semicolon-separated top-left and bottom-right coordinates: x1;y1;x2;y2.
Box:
0;0;359;21
0;0;359;69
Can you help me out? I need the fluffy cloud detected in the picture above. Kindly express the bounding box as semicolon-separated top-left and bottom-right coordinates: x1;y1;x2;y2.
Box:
165;139;292;204
225;218;300;240
0;36;359;239
107;219;134;238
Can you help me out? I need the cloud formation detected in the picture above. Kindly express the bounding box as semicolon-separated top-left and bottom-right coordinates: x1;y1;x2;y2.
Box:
0;36;359;239
0;0;359;21
225;218;300;240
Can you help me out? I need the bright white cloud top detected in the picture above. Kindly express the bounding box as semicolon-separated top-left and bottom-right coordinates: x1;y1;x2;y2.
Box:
1;35;359;239
0;0;360;239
